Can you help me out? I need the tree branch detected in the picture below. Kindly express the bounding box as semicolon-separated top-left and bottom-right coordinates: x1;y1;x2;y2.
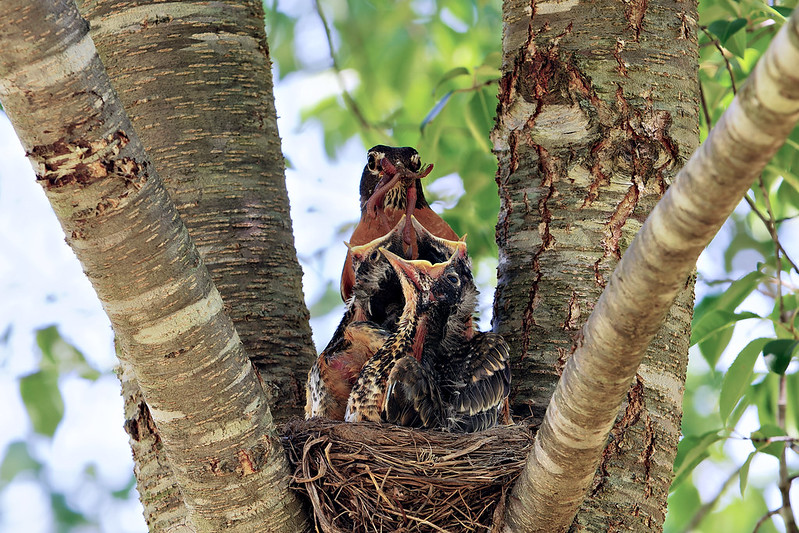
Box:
504;11;799;532
0;1;309;531
79;0;316;422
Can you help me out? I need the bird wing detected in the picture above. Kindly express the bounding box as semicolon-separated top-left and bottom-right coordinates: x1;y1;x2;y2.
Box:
447;332;511;432
383;355;444;428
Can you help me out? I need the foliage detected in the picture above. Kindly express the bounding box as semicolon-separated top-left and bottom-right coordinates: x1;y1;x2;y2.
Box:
1;0;798;530
268;0;799;529
665;1;799;529
1;325;137;532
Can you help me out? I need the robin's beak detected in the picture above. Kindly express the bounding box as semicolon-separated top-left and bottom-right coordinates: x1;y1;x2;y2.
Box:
380;247;451;302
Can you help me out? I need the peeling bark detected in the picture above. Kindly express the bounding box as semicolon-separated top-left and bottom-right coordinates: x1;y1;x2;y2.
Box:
500;5;799;531
494;0;698;529
119;358;192;531
0;2;309;531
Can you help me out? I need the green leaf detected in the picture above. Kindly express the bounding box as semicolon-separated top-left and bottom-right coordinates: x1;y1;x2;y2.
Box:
750;424;787;458
773;6;794;17
706;18;748;57
707;20;730;40
35;325;100;381
665;483;702;532
671;430;724;491
698;325;735;368
111;474;138;499
727;391;752;429
725;20;748;57
421;90;453;132
51;492;91;530
691;310;760;346
739;450;756;496
762;339;798;374
433;67;470;94
720;337;771;423
308;282;344;318
696;271;765;320
0;441;41;483
19;370;64;436
707;18;745;43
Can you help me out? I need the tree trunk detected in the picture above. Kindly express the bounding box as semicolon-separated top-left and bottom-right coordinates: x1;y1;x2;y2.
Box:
78;0;315;422
0;1;309;531
74;2;315;526
119;358;191;531
493;0;698;529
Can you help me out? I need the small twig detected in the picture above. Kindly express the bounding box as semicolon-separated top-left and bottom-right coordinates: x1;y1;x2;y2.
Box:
754;509;782;533
313;0;377;133
699;83;713;129
699;25;738;93
750;435;799;444
744;194;799;275
453;78;498;95
756;178;787;321
686;438;776;530
684;465;741;530
777;376;799;533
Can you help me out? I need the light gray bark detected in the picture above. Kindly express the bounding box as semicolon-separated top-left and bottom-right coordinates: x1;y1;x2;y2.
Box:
500;6;799;532
0;1;310;531
79;0;315;422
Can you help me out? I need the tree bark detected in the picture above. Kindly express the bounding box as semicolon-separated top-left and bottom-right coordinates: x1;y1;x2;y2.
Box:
497;3;799;531
0;1;309;531
493;0;698;529
78;0;315;422
119;357;192;531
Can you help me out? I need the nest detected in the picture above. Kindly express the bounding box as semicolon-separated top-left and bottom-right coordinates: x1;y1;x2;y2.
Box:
281;418;538;533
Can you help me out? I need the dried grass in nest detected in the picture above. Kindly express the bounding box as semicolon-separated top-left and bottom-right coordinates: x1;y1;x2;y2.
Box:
281;418;538;533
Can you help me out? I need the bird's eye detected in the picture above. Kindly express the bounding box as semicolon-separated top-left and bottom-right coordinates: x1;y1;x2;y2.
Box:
409;153;421;172
446;273;460;285
369;250;380;262
367;154;378;172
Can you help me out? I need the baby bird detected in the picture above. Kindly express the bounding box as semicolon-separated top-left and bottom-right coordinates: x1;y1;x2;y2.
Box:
345;247;460;426
305;219;405;420
346;241;511;432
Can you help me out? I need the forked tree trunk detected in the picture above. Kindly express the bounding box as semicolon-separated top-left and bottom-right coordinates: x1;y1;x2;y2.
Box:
493;0;698;529
0;1;309;531
74;1;315;527
77;0;315;421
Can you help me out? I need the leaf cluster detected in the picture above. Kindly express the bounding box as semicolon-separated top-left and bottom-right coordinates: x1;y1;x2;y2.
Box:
668;2;799;527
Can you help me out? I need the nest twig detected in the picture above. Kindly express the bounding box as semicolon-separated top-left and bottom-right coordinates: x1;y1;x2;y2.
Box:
281;419;538;533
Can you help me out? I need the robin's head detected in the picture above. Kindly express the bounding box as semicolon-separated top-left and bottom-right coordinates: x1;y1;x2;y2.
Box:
359;145;423;206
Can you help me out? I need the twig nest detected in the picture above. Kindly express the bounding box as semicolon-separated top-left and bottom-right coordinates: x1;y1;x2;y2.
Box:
281;418;537;532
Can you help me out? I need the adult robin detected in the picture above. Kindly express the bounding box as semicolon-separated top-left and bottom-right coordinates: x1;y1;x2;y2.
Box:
340;145;459;301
